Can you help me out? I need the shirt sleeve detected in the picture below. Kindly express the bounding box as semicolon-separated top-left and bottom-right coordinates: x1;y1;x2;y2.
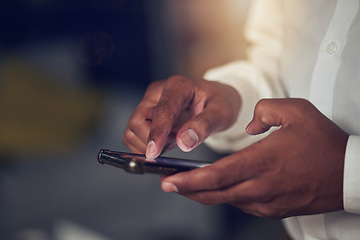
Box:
343;135;360;214
203;0;286;153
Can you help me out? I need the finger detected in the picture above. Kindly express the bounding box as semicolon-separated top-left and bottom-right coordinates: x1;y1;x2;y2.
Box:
124;81;165;150
126;143;146;155
127;106;153;145
246;99;288;135
124;120;151;152
146;76;196;158
176;100;238;152
174;176;274;206
123;129;147;154
161;152;257;193
161;136;277;193
162;132;177;152
181;184;280;219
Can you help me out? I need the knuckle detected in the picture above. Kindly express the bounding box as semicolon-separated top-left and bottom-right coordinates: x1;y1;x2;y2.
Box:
148;80;164;90
167;75;189;85
287;98;313;121
254;99;270;121
127;117;141;132
244;181;274;203
144;81;165;100
165;76;195;98
292;97;309;106
123;130;132;142
122;135;129;146
256;183;275;202
197;115;213;135
258;194;274;204
256;205;279;218
122;130;137;146
255;98;268;111
147;81;159;92
296;98;313;113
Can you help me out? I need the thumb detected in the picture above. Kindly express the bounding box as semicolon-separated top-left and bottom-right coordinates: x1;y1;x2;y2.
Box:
246;99;288;135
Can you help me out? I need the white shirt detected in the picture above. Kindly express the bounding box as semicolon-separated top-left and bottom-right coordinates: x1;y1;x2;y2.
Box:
204;0;360;239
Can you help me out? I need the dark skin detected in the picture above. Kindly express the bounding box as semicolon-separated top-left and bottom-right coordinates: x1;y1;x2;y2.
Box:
123;75;241;156
123;75;349;219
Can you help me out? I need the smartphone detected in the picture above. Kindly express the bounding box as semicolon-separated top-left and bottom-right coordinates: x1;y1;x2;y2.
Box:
97;149;211;175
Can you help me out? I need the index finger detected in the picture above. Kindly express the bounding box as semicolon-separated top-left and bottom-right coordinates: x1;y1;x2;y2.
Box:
146;76;196;158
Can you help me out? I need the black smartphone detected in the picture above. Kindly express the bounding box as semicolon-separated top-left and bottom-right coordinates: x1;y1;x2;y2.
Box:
97;149;211;175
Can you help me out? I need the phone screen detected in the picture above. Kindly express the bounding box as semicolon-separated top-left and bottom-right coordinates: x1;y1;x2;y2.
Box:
98;149;211;174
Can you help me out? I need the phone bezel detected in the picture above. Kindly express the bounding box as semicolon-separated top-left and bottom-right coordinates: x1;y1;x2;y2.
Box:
98;149;211;174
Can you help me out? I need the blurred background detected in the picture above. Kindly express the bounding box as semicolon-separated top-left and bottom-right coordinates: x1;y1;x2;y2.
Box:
0;0;286;239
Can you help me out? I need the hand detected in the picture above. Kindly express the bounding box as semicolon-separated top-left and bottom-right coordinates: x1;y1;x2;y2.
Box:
160;98;349;219
123;75;241;158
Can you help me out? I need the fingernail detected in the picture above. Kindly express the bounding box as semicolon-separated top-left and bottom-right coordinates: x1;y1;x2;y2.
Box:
146;140;157;159
179;129;198;151
162;182;178;192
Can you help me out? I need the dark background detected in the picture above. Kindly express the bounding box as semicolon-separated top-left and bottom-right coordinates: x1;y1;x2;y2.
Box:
0;1;285;239
0;0;151;87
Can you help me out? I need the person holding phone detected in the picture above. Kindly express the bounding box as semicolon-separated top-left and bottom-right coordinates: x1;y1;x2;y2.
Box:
123;0;360;239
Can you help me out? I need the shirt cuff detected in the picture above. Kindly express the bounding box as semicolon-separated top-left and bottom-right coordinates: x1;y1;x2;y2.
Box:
343;135;360;214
